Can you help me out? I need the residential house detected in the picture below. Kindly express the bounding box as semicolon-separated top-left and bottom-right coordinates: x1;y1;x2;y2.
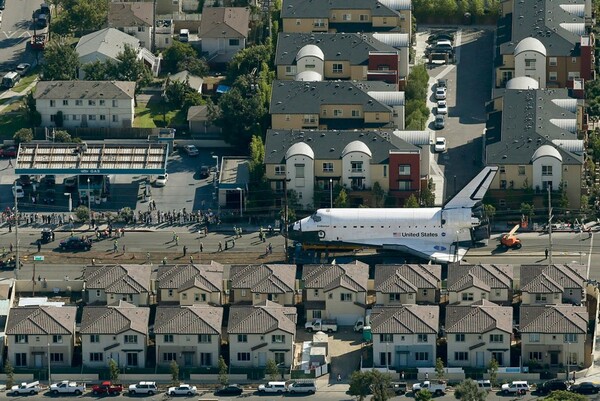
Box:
34;81;135;129
76;28;160;77
301;261;369;325
229;264;296;306
495;0;594;88
217;157;249;210
373;264;441;305
113;0;180;15
108;2;153;49
156;262;224;305
520;264;586;305
82;264;151;306
447;264;514;305
264;128;422;208
371;305;439;368
275;32;409;88
154;305;223;368
228;300;297;367
520;304;587;368
154;19;175;50
6;306;76;368
168;70;203;93
485;80;585;209
281;0;412;36
270;80;405;130
446;300;512;367
80;302;150;368
187;105;221;135
199;7;250;64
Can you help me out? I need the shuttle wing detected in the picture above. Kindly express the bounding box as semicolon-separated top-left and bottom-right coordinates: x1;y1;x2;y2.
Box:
382;240;468;264
443;166;498;210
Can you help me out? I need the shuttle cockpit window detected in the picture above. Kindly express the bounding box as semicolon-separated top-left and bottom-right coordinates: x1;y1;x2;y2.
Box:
310;213;321;222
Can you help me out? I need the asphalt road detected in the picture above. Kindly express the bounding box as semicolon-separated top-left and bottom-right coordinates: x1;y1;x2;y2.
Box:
0;0;40;72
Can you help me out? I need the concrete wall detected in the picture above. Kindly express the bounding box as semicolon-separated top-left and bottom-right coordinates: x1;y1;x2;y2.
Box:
15;280;84;293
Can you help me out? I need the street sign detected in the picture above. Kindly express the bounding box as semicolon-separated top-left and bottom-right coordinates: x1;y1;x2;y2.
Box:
33;256;44;261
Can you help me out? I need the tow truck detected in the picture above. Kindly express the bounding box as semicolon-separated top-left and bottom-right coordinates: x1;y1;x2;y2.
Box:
31;32;48;50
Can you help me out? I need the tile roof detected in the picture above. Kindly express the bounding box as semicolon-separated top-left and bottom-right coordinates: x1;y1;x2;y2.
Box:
154;305;223;335
6;306;76;335
199;7;250;39
276;32;398;66
302;261;368;292
374;264;441;293
486;88;583;165
34;81;135;100
370;305;438;334
447;264;513;292
76;28;140;63
520;263;586;294
156;263;223;293
108;2;153;28
270;80;395;114
80;303;150;335
265;129;418;165
445;300;512;334
281;0;400;19
520;305;587;333
227;301;297;334
230;264;296;294
83;264;150;294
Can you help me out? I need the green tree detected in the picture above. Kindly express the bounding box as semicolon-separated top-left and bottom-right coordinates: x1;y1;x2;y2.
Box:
4;360;14;389
415;389;432;401
113;44;152;90
558;182;569;210
435;357;445;380
165;79;188;107
372;181;385;207
433;0;458;18
42;38;80;80
82;60;115;80
520;202;534;218
13;128;33;144
62;0;108;35
334;188;348;208
162;41;198;73
469;0;485;16
74;205;90;222
488;358;499;387
405;80;427;102
405;194;419;208
169;361;180;385
348;371;371;401
484;204;496;220
22;92;41;128
227;44;273;79
420;179;436;206
543;390;586;401
369;370;393;401
177;57;209;77
455;379;486;401
216;87;265;148
108;359;119;382
54;130;72;142
265;359;279;380
218;356;229;386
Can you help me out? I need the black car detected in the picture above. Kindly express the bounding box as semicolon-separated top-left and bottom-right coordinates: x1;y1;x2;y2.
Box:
0;0;5;10
59;237;92;251
200;166;210;178
215;385;243;396
42;175;56;186
537;379;568;394
570;382;600;394
19;175;31;186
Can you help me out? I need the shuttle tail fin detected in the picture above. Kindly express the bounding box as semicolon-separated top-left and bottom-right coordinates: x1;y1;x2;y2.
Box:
443;166;499;210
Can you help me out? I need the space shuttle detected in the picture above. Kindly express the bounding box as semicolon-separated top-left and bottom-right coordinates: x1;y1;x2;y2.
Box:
287;166;498;263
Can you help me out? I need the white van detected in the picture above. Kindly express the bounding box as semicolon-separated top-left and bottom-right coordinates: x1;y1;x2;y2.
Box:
258;382;286;393
2;71;20;88
501;381;530;394
179;28;189;42
476;380;492;392
287;381;316;394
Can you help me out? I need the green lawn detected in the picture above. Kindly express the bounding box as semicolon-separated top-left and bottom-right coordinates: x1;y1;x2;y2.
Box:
134;101;186;128
0;112;28;138
12;74;39;93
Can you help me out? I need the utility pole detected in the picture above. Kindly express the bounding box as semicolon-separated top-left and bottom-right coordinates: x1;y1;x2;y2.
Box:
283;178;288;262
548;186;553;266
14;179;19;280
152;0;157;53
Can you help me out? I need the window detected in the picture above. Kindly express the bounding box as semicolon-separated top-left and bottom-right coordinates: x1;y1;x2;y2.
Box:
333;64;343;74
99;100;105;106
313;289;319;296
72;115;79;121
229;39;240;46
572;57;577;63
163;353;177;361
89;115;96;121
389;293;400;302
351;109;360;117
303;114;316;124
305;64;315;70
237;352;251;361
312;310;322;318
296;19;301;25
200;353;212;366
462;293;474;301
15;353;27;367
568;352;577;365
313;19;325;27
90;334;100;343
124;335;138;344
274;352;285;365
198;334;211;343
168;289;174;297
351;161;363;173
417;334;428;343
333;109;343;117
99;115;106;121
284;66;296;76
272;335;285;343
127;353;138;366
323;162;333;173
359;14;369;21
237;334;248;343
383;165;387;177
529;351;543;360
182;293;188;300
415;352;429;361
542;165;553;176
274;165;285;175
454;352;468;361
50;100;55;107
112;100;118;107
490;334;503;343
342;13;351;21
500;180;507;189
295;164;305;178
495;289;501;297
380;334;393;342
112;115;119;122
524;59;536;69
398;165;411;175
568;71;580;80
549;57;557;66
16;335;28;344
63;100;69;106
340;293;352;301
549;71;557;81
535;294;547;302
89;353;103;362
455;334;465;342
53;335;62;344
88;100;96;106
564;333;577;343
529;333;540;342
75;100;83;106
501;71;513;83
398;181;411;190
241;289;247;297
164;334;174;343
50;353;64;362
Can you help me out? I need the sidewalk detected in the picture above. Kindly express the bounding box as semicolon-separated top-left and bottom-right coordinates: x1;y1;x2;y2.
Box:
0;78;38;114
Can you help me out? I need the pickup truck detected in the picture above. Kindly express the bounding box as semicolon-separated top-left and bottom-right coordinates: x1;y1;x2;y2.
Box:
10;381;41;395
50;380;85;395
92;381;123;395
389;382;407;395
412;380;447;395
354;310;372;332
305;318;337;333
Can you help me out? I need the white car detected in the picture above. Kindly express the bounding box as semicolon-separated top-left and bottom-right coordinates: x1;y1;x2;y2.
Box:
168;384;197;396
437;100;448;114
435;87;447;100
155;173;168;187
12;184;24;198
258;382;287;393
434;137;447;152
183;144;199;156
128;382;158;395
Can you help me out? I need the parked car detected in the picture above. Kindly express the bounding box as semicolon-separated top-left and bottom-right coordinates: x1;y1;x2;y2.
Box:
427;33;454;44
388;382;407;395
128;382;158;395
537;379;568;394
434;114;445;129
437;100;448;114
258;382;287;393
200;165;210;178
19;175;31;186
92;381;123;395
435;87;447;100
287;381;316;394
476;380;492;392
183;144;199;156
10;381;40;395
501;381;530;394
0;0;5;10
59;237;92;251
12;184;24;199
434;137;447;152
42;175;56;186
412;381;446;396
168;384;197;396
305;318;337;333
64;176;77;189
16;63;31;76
215;384;243;396
0;146;17;158
437;78;448;88
570;382;600;394
50;381;85;395
155;173;168;187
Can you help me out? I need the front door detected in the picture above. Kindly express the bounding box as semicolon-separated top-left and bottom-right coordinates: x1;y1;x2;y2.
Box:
183;353;193;367
398;353;407;366
34;354;42;368
258;352;267;367
492;352;503;366
476;352;484;367
550;352;559;366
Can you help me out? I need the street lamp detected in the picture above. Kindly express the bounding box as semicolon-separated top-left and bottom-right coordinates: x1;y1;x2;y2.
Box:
64;193;72;212
212;155;219;176
87;178;92;226
47;341;51;384
235;187;243;217
329;178;333;208
13;179;20;279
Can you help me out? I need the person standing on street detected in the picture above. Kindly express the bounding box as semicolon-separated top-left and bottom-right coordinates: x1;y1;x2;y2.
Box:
183;245;187;256
37;241;41;253
200;242;203;252
113;240;118;253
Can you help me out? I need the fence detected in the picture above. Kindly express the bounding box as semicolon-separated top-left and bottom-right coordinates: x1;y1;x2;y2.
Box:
33;127;158;140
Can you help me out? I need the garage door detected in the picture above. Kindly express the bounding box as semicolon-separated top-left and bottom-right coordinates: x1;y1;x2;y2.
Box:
336;314;360;326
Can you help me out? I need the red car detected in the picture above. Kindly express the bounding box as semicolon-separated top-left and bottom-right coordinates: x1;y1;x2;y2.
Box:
0;146;16;158
92;381;123;396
